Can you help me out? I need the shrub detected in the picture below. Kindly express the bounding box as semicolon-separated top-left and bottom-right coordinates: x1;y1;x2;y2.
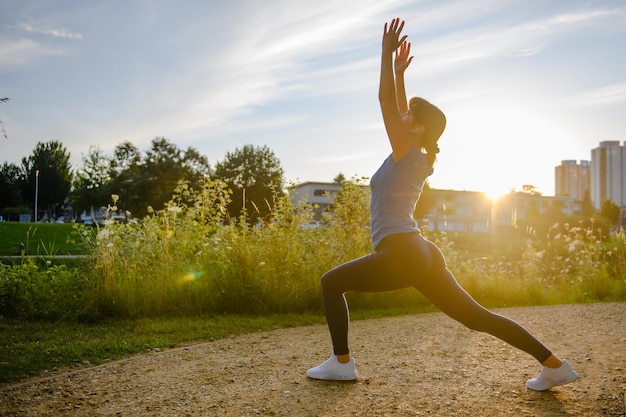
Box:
0;260;90;320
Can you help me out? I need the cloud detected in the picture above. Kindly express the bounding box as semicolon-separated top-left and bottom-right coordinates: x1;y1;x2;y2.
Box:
570;83;626;107
409;4;625;76
15;22;83;40
0;37;55;70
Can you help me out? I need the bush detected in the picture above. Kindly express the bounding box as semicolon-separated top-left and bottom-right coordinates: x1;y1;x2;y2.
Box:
0;260;91;320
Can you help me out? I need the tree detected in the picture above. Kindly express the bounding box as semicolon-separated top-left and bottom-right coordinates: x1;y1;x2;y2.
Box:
21;141;73;221
333;173;346;184
0;162;23;208
600;199;620;227
214;144;284;223
70;146;112;215
521;184;542;195
108;141;142;216
580;190;594;217
106;138;211;218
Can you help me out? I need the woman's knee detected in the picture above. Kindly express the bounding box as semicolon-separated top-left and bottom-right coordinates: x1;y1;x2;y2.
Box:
320;269;341;294
456;308;500;333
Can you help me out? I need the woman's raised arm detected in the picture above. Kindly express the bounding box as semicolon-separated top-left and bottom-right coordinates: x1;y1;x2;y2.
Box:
379;18;412;161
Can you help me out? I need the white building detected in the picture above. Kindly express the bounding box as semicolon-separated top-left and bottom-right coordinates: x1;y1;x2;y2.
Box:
288;181;342;220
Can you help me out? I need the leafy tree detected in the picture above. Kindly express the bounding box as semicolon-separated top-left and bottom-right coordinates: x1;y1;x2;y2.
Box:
70;146;112;215
21;141;72;221
0;162;23;208
108;141;142;216
141;137;184;213
333;173;346;184
580;190;594;217
214;144;284;223
600;199;620;227
181;147;211;185
106;138;211;218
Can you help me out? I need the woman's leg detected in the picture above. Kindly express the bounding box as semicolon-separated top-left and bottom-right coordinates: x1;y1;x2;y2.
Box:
320;245;418;356
414;238;552;363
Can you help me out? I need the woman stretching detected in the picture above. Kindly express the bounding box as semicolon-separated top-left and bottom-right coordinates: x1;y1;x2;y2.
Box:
306;18;579;392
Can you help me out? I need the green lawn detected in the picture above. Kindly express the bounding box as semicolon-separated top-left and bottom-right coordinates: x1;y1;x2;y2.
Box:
0;222;86;256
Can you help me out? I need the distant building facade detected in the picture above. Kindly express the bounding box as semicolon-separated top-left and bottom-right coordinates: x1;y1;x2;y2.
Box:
422;189;492;233
590;141;626;213
555;160;590;201
289;182;579;233
288;181;342;220
491;192;578;229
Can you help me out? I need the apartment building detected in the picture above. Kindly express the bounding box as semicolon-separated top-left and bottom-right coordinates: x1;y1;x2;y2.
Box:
590;141;626;212
555;160;590;201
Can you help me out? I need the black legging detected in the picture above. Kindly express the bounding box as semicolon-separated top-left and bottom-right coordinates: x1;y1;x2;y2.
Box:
321;231;552;363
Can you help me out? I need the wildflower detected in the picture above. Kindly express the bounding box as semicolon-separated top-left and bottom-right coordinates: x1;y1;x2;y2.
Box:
97;229;110;240
259;261;266;267
111;194;120;204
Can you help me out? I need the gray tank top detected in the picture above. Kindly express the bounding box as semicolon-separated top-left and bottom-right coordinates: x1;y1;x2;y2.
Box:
369;146;433;250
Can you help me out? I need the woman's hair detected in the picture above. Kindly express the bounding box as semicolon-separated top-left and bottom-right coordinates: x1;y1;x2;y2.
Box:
409;97;446;166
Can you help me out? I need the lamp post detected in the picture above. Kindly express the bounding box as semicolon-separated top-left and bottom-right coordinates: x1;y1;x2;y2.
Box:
34;170;39;222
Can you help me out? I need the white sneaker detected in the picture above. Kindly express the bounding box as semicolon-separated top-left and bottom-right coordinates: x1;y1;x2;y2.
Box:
306;354;358;381
526;360;579;391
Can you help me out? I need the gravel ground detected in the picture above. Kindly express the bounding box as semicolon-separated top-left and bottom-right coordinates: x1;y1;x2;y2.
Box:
1;302;624;416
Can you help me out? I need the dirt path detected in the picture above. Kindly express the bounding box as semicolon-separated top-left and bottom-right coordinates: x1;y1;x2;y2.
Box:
1;303;624;416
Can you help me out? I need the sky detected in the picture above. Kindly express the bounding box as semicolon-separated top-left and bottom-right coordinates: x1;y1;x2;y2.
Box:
1;0;625;199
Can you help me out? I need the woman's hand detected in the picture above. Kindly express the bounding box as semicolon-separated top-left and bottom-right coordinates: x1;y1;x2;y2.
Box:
394;41;413;75
382;18;407;56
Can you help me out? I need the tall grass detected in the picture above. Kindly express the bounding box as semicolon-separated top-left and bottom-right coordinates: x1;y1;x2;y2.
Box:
449;222;626;307
1;177;624;321
80;179;372;318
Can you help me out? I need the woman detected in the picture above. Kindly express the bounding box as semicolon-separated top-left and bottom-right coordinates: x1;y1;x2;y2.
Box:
306;18;579;392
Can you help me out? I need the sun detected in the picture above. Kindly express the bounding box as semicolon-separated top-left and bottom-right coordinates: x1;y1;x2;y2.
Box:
484;186;510;202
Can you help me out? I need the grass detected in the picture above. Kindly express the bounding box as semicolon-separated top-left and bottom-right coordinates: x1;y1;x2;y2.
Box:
0;222;86;257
